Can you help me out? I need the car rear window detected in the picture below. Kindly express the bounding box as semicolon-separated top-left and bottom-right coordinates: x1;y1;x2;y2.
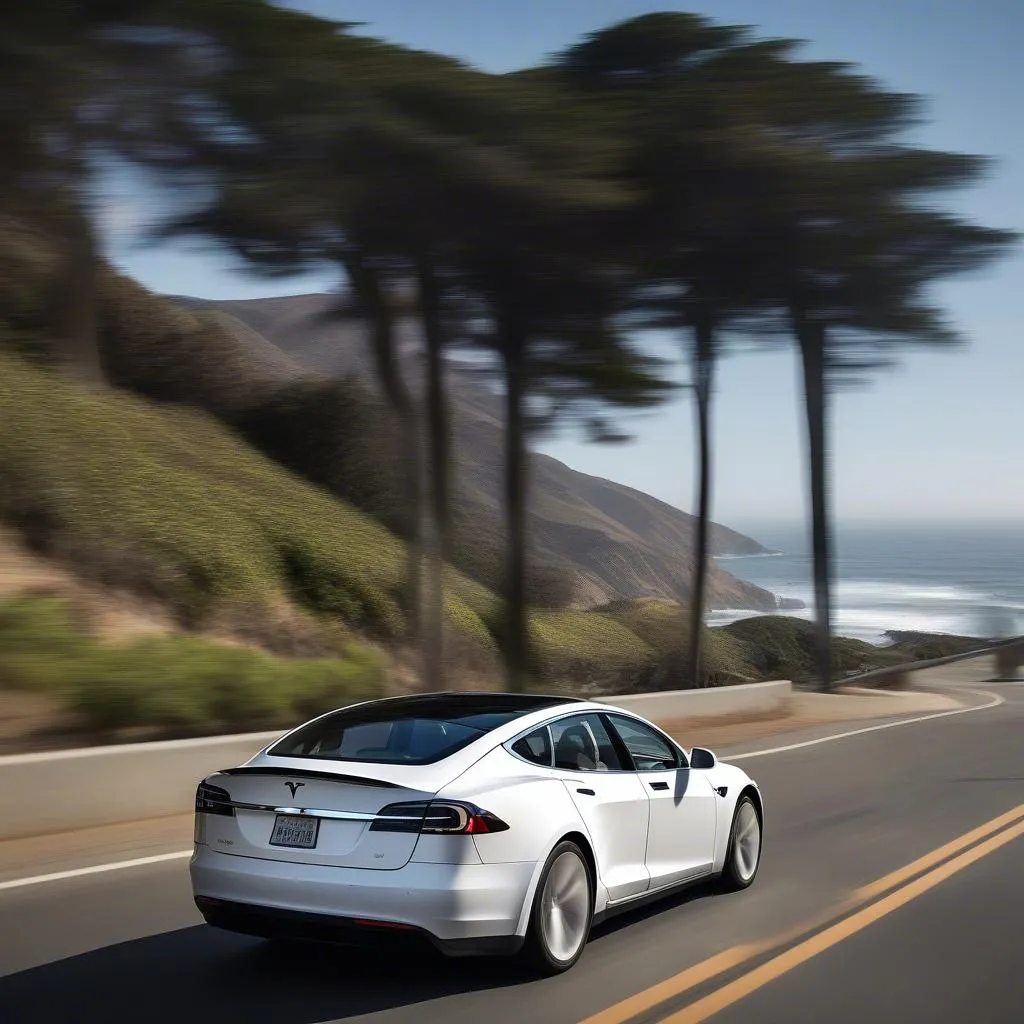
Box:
269;703;538;765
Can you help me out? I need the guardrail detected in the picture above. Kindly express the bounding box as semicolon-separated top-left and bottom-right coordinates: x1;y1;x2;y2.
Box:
840;635;1024;690
0;681;794;841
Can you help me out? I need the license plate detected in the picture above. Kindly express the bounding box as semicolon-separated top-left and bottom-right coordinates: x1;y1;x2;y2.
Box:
270;814;320;849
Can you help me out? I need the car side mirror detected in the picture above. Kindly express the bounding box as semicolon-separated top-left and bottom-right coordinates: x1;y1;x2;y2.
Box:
690;747;717;770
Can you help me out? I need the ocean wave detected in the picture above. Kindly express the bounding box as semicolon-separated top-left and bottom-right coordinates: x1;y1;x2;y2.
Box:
713;551;784;560
833;580;999;603
707;597;1024;644
761;580;1024;610
775;581;993;604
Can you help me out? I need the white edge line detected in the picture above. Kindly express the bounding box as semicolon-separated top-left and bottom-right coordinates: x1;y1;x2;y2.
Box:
0;850;193;892
728;688;1005;761
0;687;1007;892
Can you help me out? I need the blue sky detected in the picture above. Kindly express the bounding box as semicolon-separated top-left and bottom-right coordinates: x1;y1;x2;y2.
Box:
102;1;1024;530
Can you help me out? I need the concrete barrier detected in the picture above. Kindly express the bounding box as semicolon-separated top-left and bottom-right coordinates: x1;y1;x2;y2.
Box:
600;680;793;722
0;682;794;841
0;730;282;841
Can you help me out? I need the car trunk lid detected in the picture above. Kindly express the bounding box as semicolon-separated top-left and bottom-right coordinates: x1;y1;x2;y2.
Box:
198;765;439;869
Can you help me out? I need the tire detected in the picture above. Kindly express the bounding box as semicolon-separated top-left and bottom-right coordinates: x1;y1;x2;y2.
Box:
720;794;762;891
521;840;594;975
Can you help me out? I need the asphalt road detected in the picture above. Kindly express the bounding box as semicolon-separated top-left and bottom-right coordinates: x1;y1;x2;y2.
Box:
1;670;1022;1024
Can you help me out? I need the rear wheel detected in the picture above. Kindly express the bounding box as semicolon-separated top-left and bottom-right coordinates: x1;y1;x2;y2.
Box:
721;795;762;890
521;840;593;975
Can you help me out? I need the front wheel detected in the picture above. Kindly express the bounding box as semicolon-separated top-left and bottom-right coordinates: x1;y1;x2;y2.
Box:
521;840;593;975
721;795;762;890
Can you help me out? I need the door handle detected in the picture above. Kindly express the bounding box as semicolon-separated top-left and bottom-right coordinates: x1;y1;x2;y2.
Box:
649;781;669;791
576;788;595;796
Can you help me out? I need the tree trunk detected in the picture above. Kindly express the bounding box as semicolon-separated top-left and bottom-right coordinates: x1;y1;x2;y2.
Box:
685;310;716;689
795;314;833;692
51;203;104;388
344;256;425;674
500;311;530;693
417;257;449;693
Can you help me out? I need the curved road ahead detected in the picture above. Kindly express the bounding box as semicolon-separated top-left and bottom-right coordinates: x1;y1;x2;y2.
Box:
1;665;1022;1024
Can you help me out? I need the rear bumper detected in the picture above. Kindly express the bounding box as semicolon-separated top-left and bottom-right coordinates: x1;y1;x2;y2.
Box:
194;895;523;957
190;844;534;951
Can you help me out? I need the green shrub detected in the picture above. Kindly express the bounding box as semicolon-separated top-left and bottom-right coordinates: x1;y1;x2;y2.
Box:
274;534;403;638
0;594;383;735
599;601;758;689
882;631;986;662
61;634;385;735
281;645;384;720
721;615;886;682
0;593;93;690
530;608;654;690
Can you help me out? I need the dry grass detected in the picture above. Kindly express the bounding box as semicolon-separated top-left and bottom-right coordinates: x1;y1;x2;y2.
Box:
0;528;175;643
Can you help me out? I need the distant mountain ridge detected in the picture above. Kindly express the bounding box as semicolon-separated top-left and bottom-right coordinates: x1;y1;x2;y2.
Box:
176;292;787;612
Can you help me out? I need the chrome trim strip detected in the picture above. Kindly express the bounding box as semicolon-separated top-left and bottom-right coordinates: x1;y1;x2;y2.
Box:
223;802;380;820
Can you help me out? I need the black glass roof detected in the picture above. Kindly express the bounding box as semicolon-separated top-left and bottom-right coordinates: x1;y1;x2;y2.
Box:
346;691;582;721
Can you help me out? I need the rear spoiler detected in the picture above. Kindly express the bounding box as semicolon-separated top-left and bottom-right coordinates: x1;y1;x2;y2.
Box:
220;766;401;788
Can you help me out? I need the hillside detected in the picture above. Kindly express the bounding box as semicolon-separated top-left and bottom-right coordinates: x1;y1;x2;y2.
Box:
0;351;791;751
0;351;496;652
0;350;775;680
178;292;788;612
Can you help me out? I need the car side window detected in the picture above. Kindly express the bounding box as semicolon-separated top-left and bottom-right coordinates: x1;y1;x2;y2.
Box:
511;726;552;767
606;715;681;772
549;714;624;772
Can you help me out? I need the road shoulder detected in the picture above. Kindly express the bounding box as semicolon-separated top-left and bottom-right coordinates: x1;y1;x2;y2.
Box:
659;684;963;751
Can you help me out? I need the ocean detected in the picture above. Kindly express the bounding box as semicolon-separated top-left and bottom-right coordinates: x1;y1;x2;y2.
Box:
710;522;1024;644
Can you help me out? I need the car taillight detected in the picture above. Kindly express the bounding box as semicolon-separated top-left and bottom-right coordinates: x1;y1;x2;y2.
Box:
369;800;509;835
195;781;234;817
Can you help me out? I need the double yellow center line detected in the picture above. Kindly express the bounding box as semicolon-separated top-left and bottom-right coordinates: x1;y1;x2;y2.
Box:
580;803;1024;1024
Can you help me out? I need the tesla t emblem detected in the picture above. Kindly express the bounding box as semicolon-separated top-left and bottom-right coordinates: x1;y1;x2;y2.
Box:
285;781;305;798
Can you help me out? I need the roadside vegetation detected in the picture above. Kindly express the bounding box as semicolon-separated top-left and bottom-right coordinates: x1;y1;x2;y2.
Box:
0;593;383;738
0;585;988;748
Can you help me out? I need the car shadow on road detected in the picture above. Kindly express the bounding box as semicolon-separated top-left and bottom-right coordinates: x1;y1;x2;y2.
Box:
0;925;529;1024
0;880;737;1024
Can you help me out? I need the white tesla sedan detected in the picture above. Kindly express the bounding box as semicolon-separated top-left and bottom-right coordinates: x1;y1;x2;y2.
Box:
191;692;763;974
